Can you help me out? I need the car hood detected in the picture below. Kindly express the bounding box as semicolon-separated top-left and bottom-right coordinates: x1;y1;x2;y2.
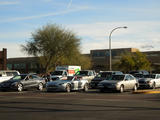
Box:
99;80;119;84
0;79;21;84
138;78;152;82
47;80;70;85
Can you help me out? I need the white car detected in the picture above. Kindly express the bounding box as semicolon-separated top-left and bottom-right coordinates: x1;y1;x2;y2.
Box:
0;70;20;83
74;70;96;83
138;74;160;89
98;74;138;93
46;76;89;92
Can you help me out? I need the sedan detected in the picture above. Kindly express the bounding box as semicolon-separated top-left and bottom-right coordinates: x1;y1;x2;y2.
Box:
98;74;138;93
138;74;160;89
0;74;45;92
46;76;89;92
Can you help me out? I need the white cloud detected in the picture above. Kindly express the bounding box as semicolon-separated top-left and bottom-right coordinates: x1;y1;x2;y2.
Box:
41;0;53;2
0;1;19;5
0;5;90;23
0;31;31;39
67;21;160;53
67;0;72;9
0;43;28;58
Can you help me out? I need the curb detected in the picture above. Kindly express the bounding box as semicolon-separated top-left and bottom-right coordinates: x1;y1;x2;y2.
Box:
133;90;160;94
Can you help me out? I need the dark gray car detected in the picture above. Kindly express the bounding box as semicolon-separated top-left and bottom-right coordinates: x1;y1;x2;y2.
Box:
0;74;45;92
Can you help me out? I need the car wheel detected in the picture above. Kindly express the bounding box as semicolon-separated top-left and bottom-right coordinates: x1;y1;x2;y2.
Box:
66;84;71;92
83;84;89;92
38;83;43;91
133;84;137;91
119;85;124;93
17;83;23;92
152;82;156;89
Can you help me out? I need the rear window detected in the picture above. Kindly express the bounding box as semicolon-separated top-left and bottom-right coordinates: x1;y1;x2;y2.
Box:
51;71;63;75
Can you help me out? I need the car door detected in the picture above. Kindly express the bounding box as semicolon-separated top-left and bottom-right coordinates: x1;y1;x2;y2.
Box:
155;74;160;87
22;75;36;88
123;75;131;90
71;77;79;90
31;75;40;87
128;75;136;89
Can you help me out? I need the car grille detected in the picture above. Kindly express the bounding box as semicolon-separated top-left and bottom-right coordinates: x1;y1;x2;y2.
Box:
139;81;146;84
48;85;57;87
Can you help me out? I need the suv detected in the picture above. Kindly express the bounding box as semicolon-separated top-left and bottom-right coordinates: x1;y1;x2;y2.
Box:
0;70;20;83
98;74;138;93
74;70;96;83
90;71;123;88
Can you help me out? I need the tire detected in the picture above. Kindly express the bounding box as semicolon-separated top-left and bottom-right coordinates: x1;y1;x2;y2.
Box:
17;83;23;92
66;84;71;92
83;84;89;92
152;82;156;89
38;83;43;91
133;84;137;91
119;85;124;93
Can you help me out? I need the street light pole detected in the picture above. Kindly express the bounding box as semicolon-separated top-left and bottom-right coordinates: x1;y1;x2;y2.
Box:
109;26;127;71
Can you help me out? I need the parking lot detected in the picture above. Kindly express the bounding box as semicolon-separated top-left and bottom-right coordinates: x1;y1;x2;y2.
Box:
0;89;160;120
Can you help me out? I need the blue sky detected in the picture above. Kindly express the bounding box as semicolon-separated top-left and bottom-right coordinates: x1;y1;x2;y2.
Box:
0;0;160;58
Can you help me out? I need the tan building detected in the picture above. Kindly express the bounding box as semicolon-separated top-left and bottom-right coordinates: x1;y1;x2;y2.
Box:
143;51;160;72
91;48;139;71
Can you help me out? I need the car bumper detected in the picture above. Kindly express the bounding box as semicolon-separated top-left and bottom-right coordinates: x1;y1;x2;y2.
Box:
139;83;152;88
90;82;99;88
46;85;66;92
0;86;17;91
98;85;118;91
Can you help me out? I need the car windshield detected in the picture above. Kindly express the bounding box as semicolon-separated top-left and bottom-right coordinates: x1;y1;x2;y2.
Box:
51;71;63;75
144;75;156;79
133;74;143;78
75;71;88;76
96;72;112;79
12;75;27;80
110;75;125;81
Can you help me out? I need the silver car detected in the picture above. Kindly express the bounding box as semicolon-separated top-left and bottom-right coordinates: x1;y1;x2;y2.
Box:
138;74;160;89
74;70;96;83
98;74;138;93
46;76;89;92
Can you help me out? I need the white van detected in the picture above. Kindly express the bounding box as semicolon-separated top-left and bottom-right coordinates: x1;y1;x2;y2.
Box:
0;70;20;83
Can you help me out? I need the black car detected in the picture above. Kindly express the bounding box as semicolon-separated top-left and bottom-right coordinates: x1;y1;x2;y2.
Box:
90;71;123;88
0;74;45;92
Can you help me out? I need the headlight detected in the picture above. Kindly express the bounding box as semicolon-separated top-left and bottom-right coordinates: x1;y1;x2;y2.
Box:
116;82;120;86
59;83;65;85
146;81;151;84
111;83;116;86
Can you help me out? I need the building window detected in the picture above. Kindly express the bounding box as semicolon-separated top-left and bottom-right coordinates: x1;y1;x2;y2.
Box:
14;63;26;69
7;64;12;69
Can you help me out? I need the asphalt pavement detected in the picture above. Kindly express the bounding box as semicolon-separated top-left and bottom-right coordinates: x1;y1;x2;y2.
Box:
0;89;160;120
